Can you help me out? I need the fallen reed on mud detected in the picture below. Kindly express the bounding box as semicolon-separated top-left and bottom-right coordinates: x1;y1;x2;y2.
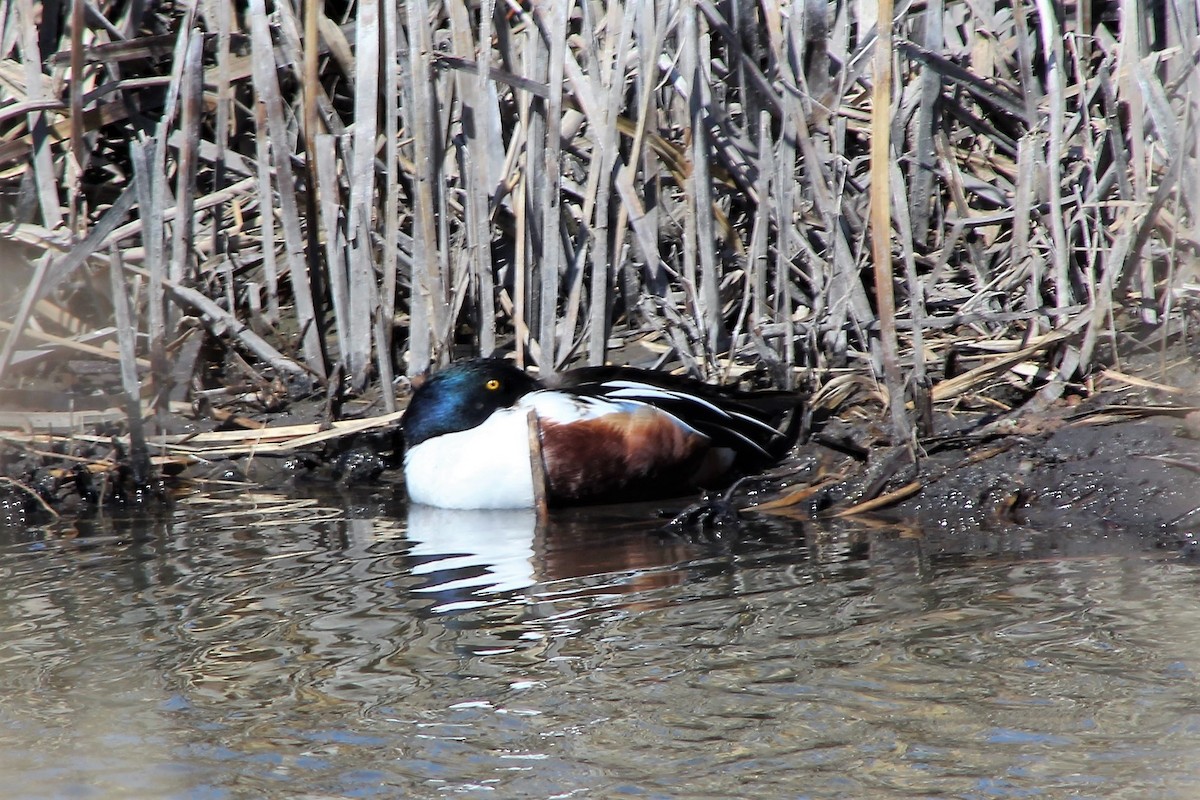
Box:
0;0;1196;463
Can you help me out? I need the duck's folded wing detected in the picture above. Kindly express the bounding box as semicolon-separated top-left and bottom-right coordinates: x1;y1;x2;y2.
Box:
592;380;783;459
561;373;802;463
520;391;718;502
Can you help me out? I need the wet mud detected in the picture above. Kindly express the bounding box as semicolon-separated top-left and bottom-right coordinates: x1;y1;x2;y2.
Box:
737;390;1200;562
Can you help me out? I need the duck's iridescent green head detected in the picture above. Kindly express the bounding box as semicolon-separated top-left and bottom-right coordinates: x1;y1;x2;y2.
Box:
401;359;540;448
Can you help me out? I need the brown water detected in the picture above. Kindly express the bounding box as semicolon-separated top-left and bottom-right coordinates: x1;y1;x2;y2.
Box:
2;485;1199;798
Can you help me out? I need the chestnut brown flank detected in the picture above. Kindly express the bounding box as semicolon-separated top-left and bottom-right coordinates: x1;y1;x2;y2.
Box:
537;407;713;502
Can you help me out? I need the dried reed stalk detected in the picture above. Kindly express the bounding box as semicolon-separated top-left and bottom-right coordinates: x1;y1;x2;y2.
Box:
0;0;1194;437
869;0;911;444
107;248;152;484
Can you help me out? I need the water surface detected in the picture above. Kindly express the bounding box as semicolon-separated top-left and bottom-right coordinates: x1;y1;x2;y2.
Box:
1;484;1198;798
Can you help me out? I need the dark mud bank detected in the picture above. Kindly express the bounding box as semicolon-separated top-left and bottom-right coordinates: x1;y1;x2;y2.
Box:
761;398;1200;555
896;414;1197;536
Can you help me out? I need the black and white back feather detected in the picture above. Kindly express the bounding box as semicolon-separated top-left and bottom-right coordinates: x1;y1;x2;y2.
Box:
555;367;804;466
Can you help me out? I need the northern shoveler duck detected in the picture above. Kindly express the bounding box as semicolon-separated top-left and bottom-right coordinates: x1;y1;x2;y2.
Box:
400;358;803;509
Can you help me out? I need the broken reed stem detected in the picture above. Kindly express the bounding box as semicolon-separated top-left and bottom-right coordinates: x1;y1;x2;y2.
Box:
683;0;720;372
522;4;547;372
67;0;83;232
460;0;498;359
301;0;342;399
133;138;172;428
209;0;232;265
890;160;932;435
315;134;350;366
169;29;202;288
348;0;380;392
405;0;446;371
249;20;280;326
909;0;942;245
870;0;912;444
107;247;152;485
1033;0;1071;312
376;0;400;413
537;1;567;375
16;0;62;231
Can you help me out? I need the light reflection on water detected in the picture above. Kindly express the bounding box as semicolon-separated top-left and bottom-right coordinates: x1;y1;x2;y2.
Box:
0;486;1199;798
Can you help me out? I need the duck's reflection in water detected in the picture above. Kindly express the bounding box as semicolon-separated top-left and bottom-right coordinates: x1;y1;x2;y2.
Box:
404;506;540;612
402;504;697;613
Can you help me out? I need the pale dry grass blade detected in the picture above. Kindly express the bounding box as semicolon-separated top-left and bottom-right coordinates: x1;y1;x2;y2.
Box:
298;0;334;395
130;138;170;423
405;0;448;371
347;0;379;391
201;0;233;260
534;0;568;374
909;0;943;244
168;29;202;287
15;0;63;231
577;1;635;367
447;0;498;358
1010;134;1040;313
107;248;152;483
0;319;148;367
681;1;721;372
315;133;350;365
1033;0;1072;313
66;0;84;232
513;2;546;368
377;0;401;411
251;69;280;323
869;0;911;444
747;111;771;353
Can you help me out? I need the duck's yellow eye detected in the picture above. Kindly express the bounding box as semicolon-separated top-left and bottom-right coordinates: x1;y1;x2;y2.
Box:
485;378;501;391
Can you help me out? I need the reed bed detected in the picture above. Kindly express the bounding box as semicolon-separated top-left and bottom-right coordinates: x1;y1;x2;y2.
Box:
0;0;1196;457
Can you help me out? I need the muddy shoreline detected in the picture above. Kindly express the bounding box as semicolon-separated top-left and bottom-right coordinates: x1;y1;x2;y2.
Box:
774;399;1199;539
3;378;1198;556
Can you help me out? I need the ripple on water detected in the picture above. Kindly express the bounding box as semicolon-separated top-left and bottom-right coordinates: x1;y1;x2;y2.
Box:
1;491;1200;797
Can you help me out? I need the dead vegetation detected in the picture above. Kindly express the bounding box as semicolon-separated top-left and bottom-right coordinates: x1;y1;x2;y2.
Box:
0;0;1198;509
